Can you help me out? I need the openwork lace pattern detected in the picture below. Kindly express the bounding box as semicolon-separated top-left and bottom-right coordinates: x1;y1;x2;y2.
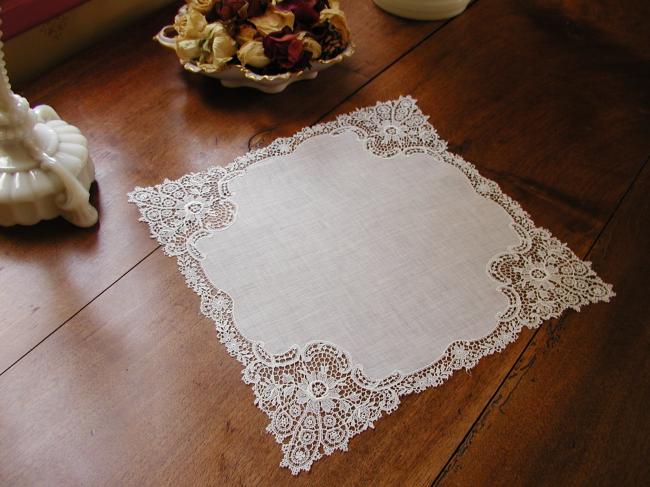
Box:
128;97;614;475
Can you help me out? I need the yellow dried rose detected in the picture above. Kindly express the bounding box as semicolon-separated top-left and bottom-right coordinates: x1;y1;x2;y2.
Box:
187;0;215;14
237;40;271;68
249;6;295;36
199;22;238;72
175;38;202;61
297;32;321;60
174;9;208;39
319;3;350;43
235;23;258;46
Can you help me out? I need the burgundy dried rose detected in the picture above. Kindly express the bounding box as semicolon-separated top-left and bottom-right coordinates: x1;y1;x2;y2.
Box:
276;0;327;26
262;27;311;71
215;0;268;20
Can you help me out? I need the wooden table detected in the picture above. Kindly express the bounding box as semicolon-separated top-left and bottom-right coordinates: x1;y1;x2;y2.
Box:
1;1;649;485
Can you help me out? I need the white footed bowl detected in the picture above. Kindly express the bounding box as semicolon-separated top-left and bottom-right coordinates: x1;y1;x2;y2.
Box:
373;0;471;20
156;26;355;94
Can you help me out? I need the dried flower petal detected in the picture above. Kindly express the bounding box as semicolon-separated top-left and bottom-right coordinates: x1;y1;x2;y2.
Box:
199;22;238;71
187;0;216;14
237;40;272;68
263;27;311;71
276;0;326;26
297;32;321;59
235;23;259;45
319;3;350;43
215;0;268;20
174;9;208;39
175;38;202;61
250;6;295;36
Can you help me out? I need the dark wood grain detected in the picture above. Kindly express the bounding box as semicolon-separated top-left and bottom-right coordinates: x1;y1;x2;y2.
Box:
435;161;650;487
0;0;444;373
0;0;649;485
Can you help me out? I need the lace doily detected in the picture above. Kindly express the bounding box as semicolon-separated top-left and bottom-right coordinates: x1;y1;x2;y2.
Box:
128;97;614;474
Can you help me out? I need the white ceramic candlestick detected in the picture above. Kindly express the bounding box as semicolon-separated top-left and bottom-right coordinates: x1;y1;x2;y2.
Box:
0;17;97;227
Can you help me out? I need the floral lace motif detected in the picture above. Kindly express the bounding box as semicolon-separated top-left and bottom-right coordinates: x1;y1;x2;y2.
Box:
128;97;614;475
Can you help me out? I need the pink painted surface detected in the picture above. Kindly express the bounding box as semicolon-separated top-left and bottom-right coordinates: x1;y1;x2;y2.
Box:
0;0;89;39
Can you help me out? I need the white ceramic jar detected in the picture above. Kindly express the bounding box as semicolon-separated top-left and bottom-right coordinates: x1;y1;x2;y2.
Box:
373;0;471;20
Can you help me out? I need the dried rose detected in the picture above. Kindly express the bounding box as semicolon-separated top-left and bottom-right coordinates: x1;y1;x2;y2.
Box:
235;23;258;45
215;0;268;20
297;32;321;59
237;40;271;68
276;0;326;26
174;9;208;39
263;28;311;70
250;6;295;36
198;22;238;71
175;38;202;61
319;1;349;43
187;0;216;14
214;0;242;20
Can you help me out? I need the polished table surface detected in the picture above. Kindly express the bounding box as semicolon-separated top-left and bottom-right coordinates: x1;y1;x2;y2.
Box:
1;1;649;485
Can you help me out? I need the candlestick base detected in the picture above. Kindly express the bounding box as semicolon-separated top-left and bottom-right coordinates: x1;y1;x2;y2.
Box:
0;103;97;227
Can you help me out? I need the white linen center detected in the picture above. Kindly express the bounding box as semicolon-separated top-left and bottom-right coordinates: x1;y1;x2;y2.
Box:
198;131;519;379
